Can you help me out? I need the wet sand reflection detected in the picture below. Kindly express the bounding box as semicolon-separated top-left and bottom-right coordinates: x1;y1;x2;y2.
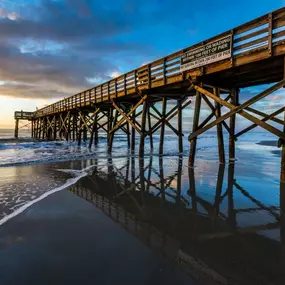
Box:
70;156;284;285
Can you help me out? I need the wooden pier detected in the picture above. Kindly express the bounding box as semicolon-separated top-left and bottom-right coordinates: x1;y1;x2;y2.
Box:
16;7;285;172
14;111;34;138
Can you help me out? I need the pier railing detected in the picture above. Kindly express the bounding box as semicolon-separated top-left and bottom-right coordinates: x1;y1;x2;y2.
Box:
34;7;285;118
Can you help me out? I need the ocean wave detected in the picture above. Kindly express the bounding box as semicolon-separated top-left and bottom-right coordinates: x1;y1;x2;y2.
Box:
0;164;95;227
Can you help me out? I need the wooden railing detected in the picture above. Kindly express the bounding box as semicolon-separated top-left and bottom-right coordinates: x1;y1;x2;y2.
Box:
34;7;285;118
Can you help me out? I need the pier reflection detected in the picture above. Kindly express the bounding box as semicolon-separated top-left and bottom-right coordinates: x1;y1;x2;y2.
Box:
70;156;284;285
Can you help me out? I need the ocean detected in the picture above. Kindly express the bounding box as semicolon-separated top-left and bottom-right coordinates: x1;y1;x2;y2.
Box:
0;128;283;284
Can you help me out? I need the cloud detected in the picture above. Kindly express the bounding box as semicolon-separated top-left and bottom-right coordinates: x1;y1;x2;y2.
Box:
0;0;153;100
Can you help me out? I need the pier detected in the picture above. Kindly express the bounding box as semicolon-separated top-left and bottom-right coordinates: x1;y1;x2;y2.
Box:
15;7;285;172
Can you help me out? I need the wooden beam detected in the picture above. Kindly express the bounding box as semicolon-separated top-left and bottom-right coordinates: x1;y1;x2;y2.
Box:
235;107;284;138
229;89;238;161
189;89;201;166
189;79;285;141
112;101;142;135
110;95;147;134
178;99;183;153
215;88;225;163
139;100;148;156
159;97;167;155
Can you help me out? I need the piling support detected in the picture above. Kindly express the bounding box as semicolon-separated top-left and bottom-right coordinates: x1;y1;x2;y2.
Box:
148;104;153;151
281;58;285;182
177;99;183;153
78;113;82;146
14;119;19;138
139;100;147;157
214;88;225;163
131;105;136;152
281;108;285;183
94;112;98;146
159;97;167;155
229;89;238;161
189;90;202;166
108;109;119;152
83;112;88;142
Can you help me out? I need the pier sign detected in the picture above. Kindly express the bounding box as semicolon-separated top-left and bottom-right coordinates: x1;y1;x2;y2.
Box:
180;35;232;72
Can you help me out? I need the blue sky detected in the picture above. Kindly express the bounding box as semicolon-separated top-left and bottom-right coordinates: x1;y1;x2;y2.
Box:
0;0;284;128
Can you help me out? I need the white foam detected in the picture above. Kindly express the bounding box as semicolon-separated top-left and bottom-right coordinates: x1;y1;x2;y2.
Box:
0;165;95;227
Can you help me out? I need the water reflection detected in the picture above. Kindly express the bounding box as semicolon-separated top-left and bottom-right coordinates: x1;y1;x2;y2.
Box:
70;156;285;285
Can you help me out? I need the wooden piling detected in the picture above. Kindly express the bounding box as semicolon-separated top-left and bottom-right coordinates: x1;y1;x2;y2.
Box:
126;122;131;148
214;88;225;163
177;99;183;153
131;105;136;152
148;104;153;151
53;115;57;140
139;100;147;157
14;119;19;138
189;90;202;166
108;109;119;151
89;115;95;148
229;89;239;161
78;113;82;146
281;57;285;182
159;97;167;155
94;112;98;145
281;107;285;182
83;113;88;142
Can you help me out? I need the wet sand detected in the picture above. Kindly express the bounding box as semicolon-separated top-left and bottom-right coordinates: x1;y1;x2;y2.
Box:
0;136;284;285
0;189;194;285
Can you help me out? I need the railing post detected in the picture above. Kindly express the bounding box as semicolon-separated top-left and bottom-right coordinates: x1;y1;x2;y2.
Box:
268;12;273;56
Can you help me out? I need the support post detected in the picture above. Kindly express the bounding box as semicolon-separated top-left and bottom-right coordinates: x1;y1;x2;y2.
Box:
139;100;147;157
229;89;238;161
83;112;88;142
126;122;130;148
78;113;82;146
31;120;34;138
14;119;19;138
159;97;167;155
281;57;285;182
108;109;119;152
131;105;136;152
94;112;98;146
215;88;225;163
148;104;153;151
189;90;202;166
178;99;183;153
53;116;57;140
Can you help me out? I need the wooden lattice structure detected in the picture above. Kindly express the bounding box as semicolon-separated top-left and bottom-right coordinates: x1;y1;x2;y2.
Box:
16;7;285;176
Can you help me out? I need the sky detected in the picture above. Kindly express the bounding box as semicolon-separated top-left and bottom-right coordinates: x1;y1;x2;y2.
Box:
0;0;284;129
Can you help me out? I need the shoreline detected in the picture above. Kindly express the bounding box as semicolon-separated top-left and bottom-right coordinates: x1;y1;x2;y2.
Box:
0;186;194;285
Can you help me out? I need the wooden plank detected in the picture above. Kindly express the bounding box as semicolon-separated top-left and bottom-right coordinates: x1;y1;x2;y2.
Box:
234;27;268;43
234;35;268;51
189;80;285;140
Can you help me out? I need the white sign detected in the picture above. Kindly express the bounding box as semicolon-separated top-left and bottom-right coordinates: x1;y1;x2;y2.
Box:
180;35;232;72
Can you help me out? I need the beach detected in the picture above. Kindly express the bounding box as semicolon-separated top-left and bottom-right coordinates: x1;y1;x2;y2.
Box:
0;130;284;284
